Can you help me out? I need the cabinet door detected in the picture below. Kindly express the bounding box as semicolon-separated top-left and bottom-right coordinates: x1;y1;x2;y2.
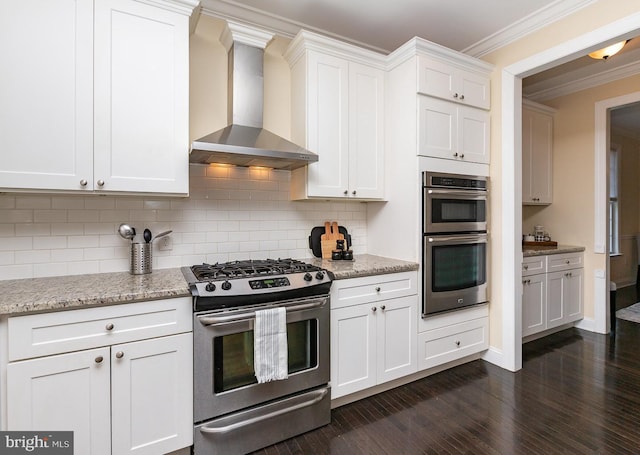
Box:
458;105;490;164
522;273;547;337
111;333;193;455
349;62;385;199
522;107;553;204
376;296;417;383
305;51;350;198
547;271;567;329
418;96;456;160
7;347;111;455
330;305;376;399
0;0;94;191
456;70;490;110
565;268;584;323
94;0;189;195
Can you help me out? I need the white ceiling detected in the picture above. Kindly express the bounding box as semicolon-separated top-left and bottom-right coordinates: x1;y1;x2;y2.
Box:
201;0;594;56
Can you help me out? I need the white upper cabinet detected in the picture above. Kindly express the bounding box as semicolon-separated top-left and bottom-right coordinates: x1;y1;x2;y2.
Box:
522;100;555;205
0;0;94;192
417;55;491;110
0;0;197;195
286;30;385;200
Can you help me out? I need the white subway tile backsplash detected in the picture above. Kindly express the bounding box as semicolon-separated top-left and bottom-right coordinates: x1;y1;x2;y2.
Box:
0;166;368;280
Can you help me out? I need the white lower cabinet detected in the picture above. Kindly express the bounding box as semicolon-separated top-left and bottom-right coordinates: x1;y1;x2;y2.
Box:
417;305;489;370
522;252;584;338
330;272;418;399
5;298;193;455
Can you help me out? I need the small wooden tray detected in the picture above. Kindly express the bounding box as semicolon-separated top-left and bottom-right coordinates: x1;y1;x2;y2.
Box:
523;241;558;248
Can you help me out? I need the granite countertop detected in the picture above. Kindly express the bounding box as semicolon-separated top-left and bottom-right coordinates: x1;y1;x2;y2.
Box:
0;268;191;316
523;245;585;257
308;254;419;280
0;255;419;316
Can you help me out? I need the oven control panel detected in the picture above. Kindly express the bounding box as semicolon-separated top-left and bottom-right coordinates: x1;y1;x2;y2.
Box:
249;277;291;289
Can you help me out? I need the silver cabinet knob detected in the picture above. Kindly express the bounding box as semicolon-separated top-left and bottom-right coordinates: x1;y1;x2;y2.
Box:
375;287;381;292
95;355;104;364
371;307;377;313
380;305;386;311
343;190;348;195
460;153;465;158
453;152;458;157
460;94;465;100
455;340;461;347
97;179;105;187
523;265;529;270
566;260;570;264
115;351;124;359
80;179;88;187
453;93;459;99
352;190;357;196
105;323;114;331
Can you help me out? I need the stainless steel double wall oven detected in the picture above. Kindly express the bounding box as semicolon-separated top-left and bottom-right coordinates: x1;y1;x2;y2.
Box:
422;171;489;316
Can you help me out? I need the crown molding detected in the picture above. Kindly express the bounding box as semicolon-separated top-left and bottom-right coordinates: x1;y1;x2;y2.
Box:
525;60;640;102
463;0;596;58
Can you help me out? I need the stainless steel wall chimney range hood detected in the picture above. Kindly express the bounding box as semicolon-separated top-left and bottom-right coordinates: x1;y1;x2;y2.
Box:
190;22;318;170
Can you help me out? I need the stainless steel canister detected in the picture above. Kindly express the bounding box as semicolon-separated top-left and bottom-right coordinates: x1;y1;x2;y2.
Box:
131;243;152;275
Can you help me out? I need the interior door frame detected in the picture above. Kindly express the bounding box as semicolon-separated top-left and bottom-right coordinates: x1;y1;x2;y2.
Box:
500;12;640;372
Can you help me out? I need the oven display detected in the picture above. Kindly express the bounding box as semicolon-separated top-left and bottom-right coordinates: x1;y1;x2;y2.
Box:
249;277;291;289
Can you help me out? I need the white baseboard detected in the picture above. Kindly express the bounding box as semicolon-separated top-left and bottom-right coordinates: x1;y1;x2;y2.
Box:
481;346;506;369
575;317;600;333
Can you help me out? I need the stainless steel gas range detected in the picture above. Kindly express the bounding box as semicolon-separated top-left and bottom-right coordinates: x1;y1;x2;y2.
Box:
182;259;333;455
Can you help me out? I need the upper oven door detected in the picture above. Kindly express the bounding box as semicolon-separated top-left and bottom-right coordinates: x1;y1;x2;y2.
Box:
424;187;487;233
193;297;329;423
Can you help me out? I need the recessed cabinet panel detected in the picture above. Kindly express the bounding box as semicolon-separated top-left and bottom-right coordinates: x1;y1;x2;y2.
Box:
94;0;189;194
0;0;93;191
7;347;112;455
522;274;546;337
349;63;385;198
522;103;554;205
418;97;456;158
306;52;349;197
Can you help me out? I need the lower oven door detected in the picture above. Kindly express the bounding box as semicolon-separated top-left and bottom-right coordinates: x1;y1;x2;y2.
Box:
193;296;329;423
423;233;488;316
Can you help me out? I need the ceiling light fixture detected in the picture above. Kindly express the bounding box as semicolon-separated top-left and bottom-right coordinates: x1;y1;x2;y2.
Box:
588;40;628;60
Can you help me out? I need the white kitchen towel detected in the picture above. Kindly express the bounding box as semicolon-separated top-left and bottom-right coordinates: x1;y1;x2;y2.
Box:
254;307;288;383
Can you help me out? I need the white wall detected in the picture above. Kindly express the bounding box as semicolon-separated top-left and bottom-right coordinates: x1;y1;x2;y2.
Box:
0;166;367;280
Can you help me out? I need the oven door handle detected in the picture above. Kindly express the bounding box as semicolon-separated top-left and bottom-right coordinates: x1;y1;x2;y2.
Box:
198;387;329;435
197;299;327;325
426;188;487;196
427;234;487;243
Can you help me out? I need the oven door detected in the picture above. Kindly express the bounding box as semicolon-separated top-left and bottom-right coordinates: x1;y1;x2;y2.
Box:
423;233;488;316
193;296;329;423
424;188;487;233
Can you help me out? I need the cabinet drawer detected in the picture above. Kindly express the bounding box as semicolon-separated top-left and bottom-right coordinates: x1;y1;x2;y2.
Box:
417;316;488;370
548;253;583;272
331;272;417;309
8;297;192;361
522;256;546;276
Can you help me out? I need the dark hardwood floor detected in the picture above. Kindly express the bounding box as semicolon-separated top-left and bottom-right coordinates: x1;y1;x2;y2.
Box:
253;286;640;454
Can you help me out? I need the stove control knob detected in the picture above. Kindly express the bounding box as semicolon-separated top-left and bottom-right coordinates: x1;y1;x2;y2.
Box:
303;272;313;282
315;271;325;280
205;282;216;292
221;280;232;291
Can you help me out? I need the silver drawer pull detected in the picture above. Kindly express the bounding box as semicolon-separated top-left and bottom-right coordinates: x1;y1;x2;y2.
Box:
372;307;377;313
105;323;114;331
455;340;461;347
95;356;104;364
115;351;124;359
199;388;328;435
375;287;381;292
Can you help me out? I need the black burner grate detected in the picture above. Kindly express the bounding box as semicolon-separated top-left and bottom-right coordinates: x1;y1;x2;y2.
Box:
190;258;322;282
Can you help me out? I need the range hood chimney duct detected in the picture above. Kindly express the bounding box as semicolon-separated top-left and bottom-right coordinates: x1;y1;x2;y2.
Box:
190;22;318;170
